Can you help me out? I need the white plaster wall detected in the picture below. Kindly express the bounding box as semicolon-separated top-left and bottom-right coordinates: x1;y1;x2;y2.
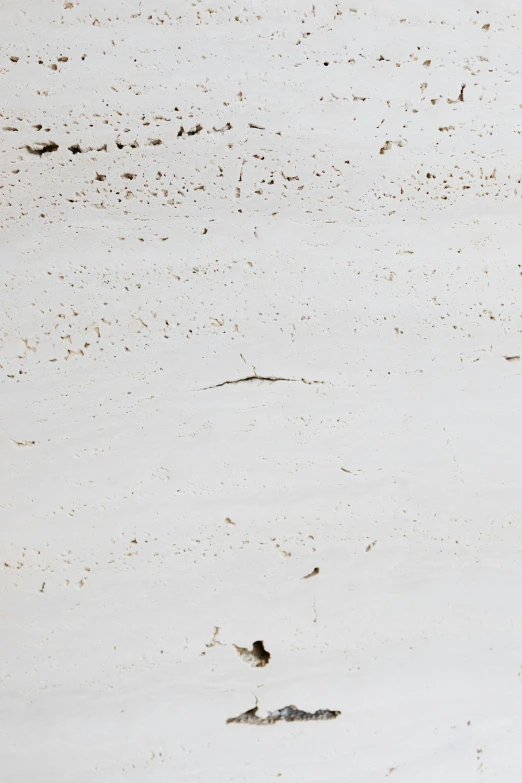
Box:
2;1;522;781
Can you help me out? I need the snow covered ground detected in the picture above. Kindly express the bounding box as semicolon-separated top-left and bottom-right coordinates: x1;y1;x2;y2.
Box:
2;1;522;780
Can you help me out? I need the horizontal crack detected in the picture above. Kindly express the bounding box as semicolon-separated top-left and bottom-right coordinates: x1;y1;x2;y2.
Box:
200;375;323;391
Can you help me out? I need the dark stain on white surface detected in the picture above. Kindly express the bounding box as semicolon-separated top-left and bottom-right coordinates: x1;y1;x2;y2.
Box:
302;567;320;579
25;141;59;155
234;640;270;667
227;704;341;725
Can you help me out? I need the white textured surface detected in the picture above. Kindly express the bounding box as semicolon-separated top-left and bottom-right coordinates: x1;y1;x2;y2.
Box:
2;1;522;781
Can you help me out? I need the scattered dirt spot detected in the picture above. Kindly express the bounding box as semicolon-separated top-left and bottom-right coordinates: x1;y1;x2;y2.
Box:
448;84;465;103
302;567;320;579
178;123;203;137
213;122;232;133
504;355;520;361
366;541;377;552
116;139;139;149
380;139;405;155
206;626;223;648
2;426;36;447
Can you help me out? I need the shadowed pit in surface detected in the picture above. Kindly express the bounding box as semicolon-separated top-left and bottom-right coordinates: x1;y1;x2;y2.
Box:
227;705;341;725
234;640;270;667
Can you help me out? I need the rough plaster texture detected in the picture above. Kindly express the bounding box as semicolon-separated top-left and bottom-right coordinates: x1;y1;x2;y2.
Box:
2;1;522;781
